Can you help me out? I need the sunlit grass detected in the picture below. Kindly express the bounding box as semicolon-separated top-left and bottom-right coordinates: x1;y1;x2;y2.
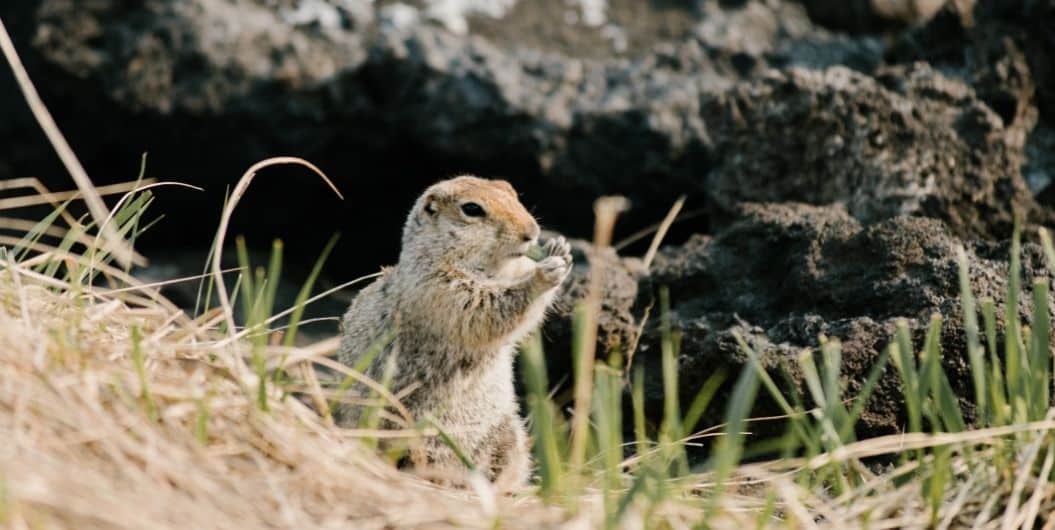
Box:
4;138;1055;530
1;150;1055;530
4;157;1055;528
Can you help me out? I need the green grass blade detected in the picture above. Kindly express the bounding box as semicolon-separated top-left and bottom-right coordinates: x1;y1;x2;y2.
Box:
918;314;965;432
427;418;476;471
892;321;922;433
682;369;728;436
925;445;951;526
615;467;651;524
81;193;157;286
839;346;890;441
957;246;987;425
798;348;827;418
520;332;564;497
707;333;760;511
235;236;255;325
655;286;689;475
631;363;648;456
130;325;159;422
980;298;1008;425
283;233;340;347
742;344;815;454
592;363;622;526
658;288;682;442
328;328;397;415
821;339;843;416
919;314;942;425
40;214;89;278
12;197;73;262
741;346;796;418
1030;279;1050;421
263;239;283;322
1005;224;1025;419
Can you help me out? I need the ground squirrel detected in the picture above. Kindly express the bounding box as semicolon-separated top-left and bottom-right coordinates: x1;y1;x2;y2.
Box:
336;175;572;488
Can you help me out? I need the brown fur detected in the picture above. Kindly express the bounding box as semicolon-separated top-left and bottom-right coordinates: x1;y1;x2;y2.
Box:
336;175;571;489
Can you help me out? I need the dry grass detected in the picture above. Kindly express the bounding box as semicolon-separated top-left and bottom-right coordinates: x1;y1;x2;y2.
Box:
0;163;707;528
0;183;1052;529
3;13;1055;528
0;222;747;529
0;18;135;267
0;254;562;529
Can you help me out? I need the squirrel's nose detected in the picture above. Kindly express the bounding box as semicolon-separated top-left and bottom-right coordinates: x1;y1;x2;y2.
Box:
522;225;540;243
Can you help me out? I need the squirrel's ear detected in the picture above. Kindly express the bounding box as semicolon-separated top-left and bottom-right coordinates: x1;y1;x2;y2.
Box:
422;193;439;217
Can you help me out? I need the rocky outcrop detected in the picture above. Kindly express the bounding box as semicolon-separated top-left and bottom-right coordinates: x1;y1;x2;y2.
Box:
888;0;1055;202
702;64;1038;239
0;0;886;275
793;0;947;33
536;198;1052;436
631;202;1050;435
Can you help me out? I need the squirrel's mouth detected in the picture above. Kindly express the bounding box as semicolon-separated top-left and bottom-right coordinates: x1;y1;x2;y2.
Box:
505;242;529;260
510;240;540;259
494;252;537;282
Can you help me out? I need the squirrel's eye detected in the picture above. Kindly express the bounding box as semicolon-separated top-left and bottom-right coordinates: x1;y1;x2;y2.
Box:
461;202;486;218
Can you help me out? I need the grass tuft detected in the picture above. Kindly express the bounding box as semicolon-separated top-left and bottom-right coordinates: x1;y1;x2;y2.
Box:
2;175;1055;527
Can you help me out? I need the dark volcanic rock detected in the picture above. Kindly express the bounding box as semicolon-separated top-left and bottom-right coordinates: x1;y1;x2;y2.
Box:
632;202;1051;435
890;0;1054;122
14;0;718;221
703;64;1039;239
0;0;887;277
794;0;946;33
888;0;1055;207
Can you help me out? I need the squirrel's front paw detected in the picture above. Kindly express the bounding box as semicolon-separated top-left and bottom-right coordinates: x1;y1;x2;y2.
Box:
534;237;572;287
543;236;572;262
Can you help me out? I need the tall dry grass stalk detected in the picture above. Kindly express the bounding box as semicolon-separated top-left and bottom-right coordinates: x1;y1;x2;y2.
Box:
208;157;341;338
0;17;135;268
568;197;630;477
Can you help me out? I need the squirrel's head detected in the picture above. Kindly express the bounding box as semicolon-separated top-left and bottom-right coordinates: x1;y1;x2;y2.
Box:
402;175;540;273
